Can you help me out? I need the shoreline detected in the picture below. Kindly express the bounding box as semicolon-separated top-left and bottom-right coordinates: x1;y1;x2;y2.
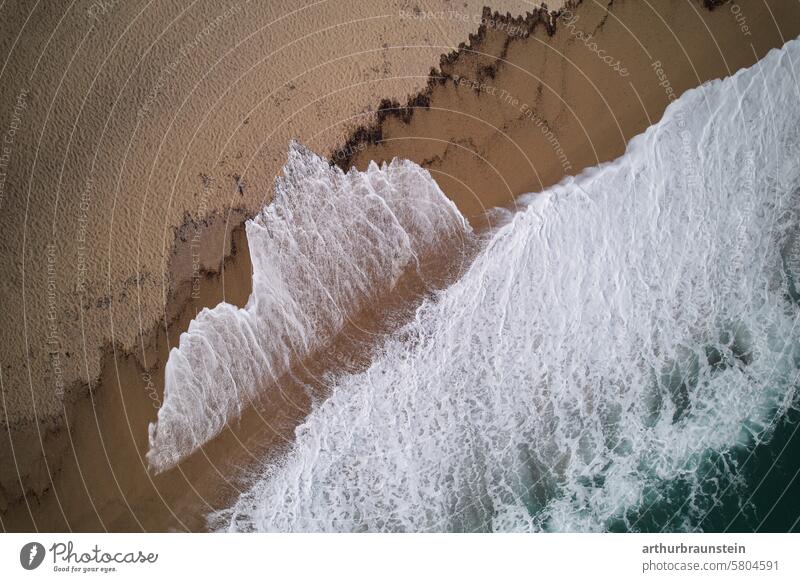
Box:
336;0;800;223
2;0;533;529
3;0;800;531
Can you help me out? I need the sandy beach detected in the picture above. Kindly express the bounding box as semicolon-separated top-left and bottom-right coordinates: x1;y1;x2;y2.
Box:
341;1;800;223
1;0;798;532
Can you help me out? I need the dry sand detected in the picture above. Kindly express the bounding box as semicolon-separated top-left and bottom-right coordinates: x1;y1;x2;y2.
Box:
0;0;798;531
0;0;548;531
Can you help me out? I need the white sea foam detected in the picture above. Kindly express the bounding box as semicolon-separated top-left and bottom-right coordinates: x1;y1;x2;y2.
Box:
147;144;471;472
215;38;800;532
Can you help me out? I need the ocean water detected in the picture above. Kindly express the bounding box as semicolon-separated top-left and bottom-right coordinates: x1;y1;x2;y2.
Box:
147;146;471;472
206;37;800;532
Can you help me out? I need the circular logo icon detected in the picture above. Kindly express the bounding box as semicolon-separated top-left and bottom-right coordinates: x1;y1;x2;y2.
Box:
20;542;46;570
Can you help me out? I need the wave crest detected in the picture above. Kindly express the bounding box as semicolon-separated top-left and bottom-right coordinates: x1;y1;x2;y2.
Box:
147;143;471;472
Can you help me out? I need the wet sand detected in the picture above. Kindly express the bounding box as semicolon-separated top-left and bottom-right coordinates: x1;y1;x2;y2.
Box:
0;0;546;531
340;1;800;224
1;0;799;531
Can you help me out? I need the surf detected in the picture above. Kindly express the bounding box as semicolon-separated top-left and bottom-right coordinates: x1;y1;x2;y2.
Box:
147;143;472;472
214;37;800;532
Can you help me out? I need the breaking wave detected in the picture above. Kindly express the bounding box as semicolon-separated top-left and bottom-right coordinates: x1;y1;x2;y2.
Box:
147;144;471;472
215;38;800;531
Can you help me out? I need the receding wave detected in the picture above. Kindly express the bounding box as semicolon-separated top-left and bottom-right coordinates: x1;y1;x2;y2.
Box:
147;143;471;472
214;38;800;532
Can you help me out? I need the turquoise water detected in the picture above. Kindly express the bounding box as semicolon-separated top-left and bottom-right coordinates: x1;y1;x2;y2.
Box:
608;405;800;532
